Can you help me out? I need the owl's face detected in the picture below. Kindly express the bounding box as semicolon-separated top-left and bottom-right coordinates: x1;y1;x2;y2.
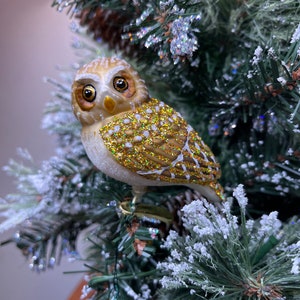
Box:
72;57;149;126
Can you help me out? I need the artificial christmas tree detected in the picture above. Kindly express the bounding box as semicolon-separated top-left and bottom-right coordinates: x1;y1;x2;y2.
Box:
1;1;300;299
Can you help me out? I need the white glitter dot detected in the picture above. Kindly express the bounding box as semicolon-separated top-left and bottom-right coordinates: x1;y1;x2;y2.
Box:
114;125;120;132
108;129;114;135
123;118;130;124
171;173;175;178
133;136;142;142
135;114;141;121
151;125;158;131
185;174;191;180
155;106;160;112
146;108;153;114
125;142;132;148
143;130;150;137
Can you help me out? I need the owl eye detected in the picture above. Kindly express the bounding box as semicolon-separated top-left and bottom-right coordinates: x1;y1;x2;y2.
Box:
82;84;96;102
113;77;128;92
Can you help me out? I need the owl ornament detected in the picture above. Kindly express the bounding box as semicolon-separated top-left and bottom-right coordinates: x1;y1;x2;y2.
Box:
72;57;225;217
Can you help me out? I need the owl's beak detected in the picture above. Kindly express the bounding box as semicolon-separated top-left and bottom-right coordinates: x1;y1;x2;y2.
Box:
103;96;117;113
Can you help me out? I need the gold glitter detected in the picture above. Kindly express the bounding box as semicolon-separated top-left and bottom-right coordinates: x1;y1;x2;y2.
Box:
99;98;221;186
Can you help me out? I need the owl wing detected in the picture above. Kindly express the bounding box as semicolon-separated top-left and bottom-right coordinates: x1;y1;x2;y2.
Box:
99;98;221;185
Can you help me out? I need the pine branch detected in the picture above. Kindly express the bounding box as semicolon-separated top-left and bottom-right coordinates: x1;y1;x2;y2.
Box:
79;209;168;299
13;214;84;271
52;0;100;16
158;185;300;299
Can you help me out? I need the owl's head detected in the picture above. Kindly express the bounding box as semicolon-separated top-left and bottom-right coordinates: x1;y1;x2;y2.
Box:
72;57;149;126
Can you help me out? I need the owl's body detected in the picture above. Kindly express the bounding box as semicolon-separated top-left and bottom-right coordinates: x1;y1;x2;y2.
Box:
81;121;161;188
72;57;224;203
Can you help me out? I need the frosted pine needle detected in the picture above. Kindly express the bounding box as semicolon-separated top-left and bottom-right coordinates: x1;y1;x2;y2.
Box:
290;23;300;43
158;185;300;299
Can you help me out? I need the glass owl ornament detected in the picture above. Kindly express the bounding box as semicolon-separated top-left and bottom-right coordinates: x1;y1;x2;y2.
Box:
72;57;224;205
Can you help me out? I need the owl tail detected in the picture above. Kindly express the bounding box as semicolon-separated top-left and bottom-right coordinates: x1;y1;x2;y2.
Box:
189;182;225;205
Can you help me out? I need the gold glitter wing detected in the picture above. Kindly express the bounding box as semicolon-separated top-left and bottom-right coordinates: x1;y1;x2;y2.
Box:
100;98;221;185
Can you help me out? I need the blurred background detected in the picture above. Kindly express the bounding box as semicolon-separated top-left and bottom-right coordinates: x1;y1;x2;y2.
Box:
0;1;83;299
